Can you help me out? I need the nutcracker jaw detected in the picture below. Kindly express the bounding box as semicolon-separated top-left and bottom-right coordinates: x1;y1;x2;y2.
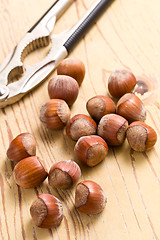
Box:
0;0;114;108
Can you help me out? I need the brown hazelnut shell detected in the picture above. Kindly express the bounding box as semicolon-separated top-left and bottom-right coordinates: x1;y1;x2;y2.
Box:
13;156;48;188
7;133;36;162
86;95;116;122
126;121;157;152
48;160;81;189
116;93;146;123
108;69;136;98
66;114;97;141
39;99;70;130
97;113;128;146
75;180;107;215
30;193;63;228
57;58;85;86
74;135;108;167
48;75;79;106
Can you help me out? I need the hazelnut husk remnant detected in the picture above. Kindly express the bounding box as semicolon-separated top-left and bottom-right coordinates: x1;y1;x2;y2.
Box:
116;93;146;123
74;135;108;167
133;79;149;95
48;160;81;189
86;95;116;122
108;69;136;98
126;121;157;152
75;180;107;215
13;156;48;188
48;75;79;106
30;193;63;228
66;114;97;141
7;133;36;162
39;99;70;130
98;114;128;146
57;58;85;86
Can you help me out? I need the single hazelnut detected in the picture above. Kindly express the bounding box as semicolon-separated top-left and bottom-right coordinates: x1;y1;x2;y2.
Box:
48;75;79;106
66;114;97;141
6;133;36;162
48;160;81;189
30;193;63;228
74;135;108;167
57;58;85;86
97;114;128;146
86;95;116;122
126;121;157;152
108;69;136;98
75;180;107;215
39;99;70;130
13;156;48;188
116;93;146;123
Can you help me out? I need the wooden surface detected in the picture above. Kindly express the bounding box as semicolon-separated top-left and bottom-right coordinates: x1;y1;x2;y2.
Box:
1;0;160;239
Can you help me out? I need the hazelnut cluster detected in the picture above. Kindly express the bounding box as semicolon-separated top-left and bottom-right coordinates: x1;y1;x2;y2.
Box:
106;69;157;151
7;131;105;227
6;58;107;230
6;60;157;230
39;58;86;130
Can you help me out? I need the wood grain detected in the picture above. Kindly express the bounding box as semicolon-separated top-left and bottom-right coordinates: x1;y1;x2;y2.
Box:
1;0;160;239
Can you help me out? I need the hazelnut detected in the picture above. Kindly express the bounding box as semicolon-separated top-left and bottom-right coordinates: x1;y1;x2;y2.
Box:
48;75;79;106
74;135;108;167
6;132;36;162
39;99;70;130
97;114;128;146
126;121;157;152
30;193;63;228
66;114;97;141
86;95;116;122
57;58;85;86
116;93;146;123
13;156;48;188
48;160;81;189
75;180;107;215
108;69;136;98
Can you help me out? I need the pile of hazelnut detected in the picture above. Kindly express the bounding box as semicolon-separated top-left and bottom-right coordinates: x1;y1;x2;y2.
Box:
6;58;157;229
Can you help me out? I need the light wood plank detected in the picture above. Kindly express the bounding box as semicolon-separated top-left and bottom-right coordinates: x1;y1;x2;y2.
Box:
1;0;160;239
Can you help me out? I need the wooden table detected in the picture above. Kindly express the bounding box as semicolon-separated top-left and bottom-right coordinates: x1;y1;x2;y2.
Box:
1;0;160;239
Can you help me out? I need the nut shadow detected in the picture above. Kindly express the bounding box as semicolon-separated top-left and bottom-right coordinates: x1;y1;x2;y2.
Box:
110;140;147;167
70;204;106;233
25;218;58;240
